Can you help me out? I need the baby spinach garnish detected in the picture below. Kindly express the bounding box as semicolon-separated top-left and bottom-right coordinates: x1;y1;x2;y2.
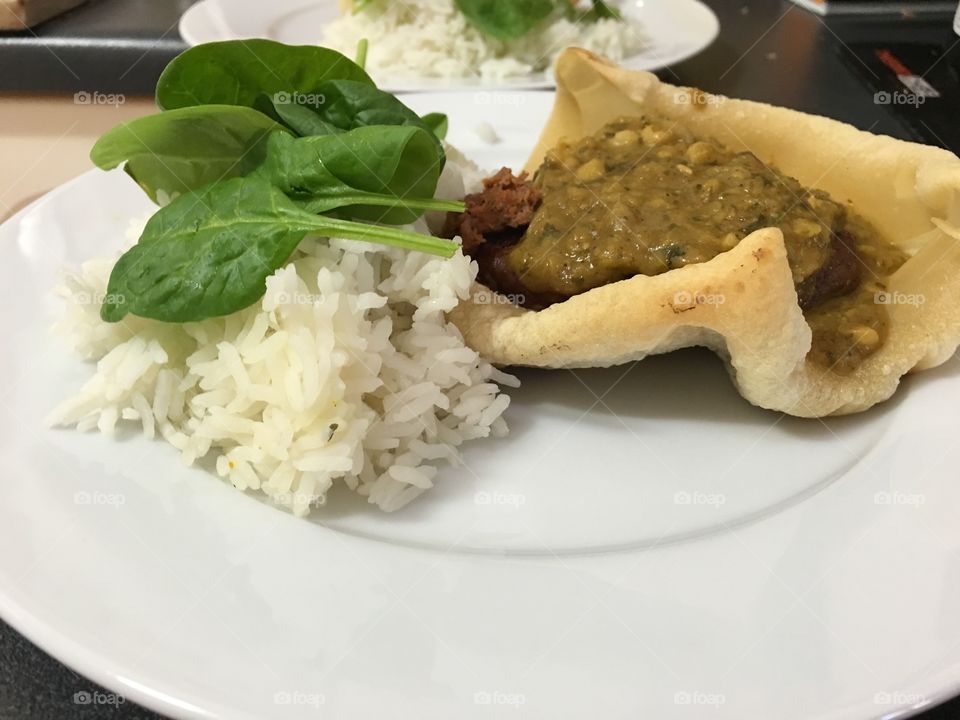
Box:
101;177;455;324
422;113;449;141
453;0;555;41
294;79;446;168
94;40;462;325
355;38;369;70
592;1;621;19
269;101;345;138
155;39;373;111
91;105;287;204
257;130;460;224
450;0;623;41
566;0;621;22
352;0;622;40
259;78;446;169
336;0;620;41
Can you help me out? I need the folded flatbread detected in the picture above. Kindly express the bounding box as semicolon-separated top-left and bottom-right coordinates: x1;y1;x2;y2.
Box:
449;48;960;417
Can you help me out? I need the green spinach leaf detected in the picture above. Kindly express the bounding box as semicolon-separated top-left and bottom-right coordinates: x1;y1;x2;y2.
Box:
293;80;445;167
355;38;369;69
270;99;345;137
590;0;621;19
101;176;457;323
155;39;373;111
567;0;622;21
95;40;462;325
421;112;449;140
90;105;286;204
257;128;458;224
453;0;555;40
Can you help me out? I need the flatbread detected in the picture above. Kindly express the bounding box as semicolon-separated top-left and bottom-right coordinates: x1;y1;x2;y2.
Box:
448;48;960;417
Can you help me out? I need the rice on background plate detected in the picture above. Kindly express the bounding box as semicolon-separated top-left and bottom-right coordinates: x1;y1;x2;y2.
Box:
324;0;647;82
47;155;517;515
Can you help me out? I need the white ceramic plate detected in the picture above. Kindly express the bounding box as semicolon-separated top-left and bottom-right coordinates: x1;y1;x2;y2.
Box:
3;91;960;720
178;0;719;91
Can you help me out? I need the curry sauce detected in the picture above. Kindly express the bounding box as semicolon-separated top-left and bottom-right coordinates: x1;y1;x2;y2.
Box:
449;116;909;374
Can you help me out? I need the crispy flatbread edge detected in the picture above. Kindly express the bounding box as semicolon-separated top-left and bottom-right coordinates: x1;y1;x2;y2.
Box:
448;48;960;417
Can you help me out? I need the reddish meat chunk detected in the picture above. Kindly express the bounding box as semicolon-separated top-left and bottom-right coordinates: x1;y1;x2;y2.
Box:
443;168;542;253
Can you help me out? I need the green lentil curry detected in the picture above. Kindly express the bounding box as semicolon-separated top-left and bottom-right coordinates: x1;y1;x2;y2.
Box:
507;117;909;374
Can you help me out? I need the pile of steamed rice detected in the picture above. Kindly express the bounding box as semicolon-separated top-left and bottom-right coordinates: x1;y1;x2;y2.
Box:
47;153;517;514
324;0;647;82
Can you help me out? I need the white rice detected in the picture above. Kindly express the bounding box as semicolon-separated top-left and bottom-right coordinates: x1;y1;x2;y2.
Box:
324;0;647;82
47;196;517;514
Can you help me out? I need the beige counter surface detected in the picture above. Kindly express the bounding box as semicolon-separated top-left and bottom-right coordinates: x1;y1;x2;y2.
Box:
0;94;154;221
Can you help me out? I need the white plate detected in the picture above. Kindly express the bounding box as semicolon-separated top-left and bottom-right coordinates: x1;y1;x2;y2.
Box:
178;0;720;91
2;90;960;720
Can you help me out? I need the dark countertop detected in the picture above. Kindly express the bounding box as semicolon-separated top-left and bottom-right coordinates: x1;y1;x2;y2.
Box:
0;0;195;95
2;0;959;718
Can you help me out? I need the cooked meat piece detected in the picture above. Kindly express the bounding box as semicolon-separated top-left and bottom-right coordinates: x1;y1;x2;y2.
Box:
443;168;542;253
795;233;863;310
443;169;567;308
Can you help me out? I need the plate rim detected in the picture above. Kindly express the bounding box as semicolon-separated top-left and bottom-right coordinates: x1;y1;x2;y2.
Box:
0;168;241;720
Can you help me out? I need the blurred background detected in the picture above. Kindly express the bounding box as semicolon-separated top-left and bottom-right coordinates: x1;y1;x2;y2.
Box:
1;0;958;223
